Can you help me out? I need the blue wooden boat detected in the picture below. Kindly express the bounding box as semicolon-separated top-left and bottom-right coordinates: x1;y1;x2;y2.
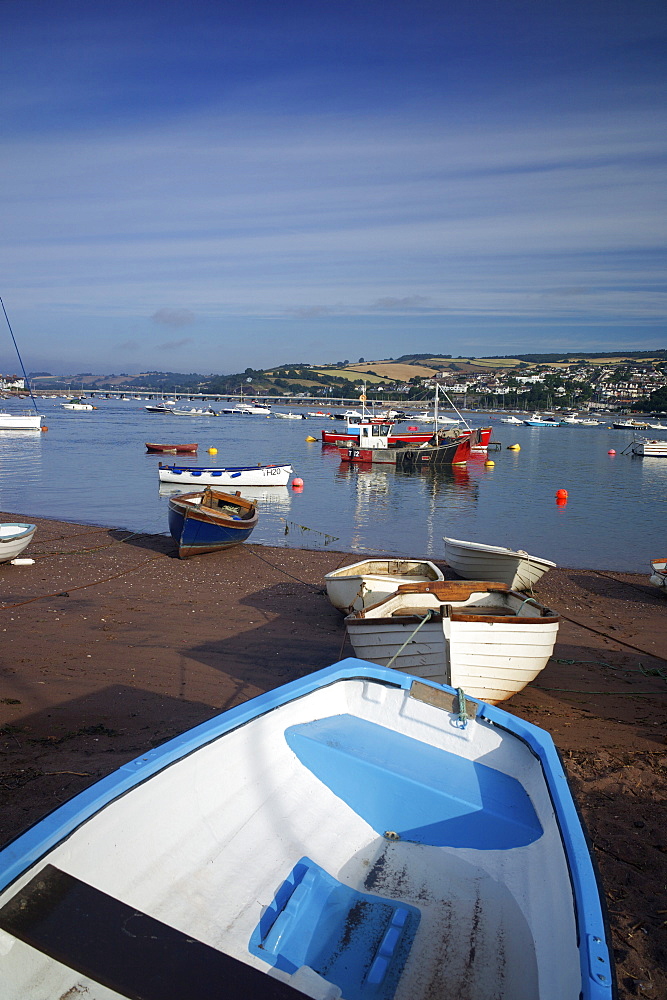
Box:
167;487;258;558
0;659;614;999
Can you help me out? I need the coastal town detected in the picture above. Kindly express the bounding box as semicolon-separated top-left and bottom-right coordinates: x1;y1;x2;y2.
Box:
2;351;667;412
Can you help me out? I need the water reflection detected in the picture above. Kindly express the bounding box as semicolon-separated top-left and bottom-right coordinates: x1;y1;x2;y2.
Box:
158;482;292;510
0;431;44;505
636;455;667;493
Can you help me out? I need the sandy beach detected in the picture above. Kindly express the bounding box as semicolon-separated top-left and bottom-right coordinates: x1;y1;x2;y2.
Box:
1;512;665;998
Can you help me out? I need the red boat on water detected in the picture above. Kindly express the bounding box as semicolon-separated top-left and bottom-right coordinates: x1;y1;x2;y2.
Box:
322;422;492;452
338;421;476;466
145;442;198;454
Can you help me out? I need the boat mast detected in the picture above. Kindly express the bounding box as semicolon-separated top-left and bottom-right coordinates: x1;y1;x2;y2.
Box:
439;385;471;430
0;296;40;415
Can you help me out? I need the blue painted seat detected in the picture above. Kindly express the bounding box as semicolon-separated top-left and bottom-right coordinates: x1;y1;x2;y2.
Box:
249;857;419;1000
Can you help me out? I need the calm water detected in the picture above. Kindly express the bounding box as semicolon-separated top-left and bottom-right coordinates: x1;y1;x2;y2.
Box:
0;397;664;571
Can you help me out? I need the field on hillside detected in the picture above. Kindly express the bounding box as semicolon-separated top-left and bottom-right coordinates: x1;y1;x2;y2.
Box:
313;358;528;380
322;363;440;381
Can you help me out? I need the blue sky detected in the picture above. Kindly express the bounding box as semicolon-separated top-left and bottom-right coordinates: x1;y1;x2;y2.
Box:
1;0;665;375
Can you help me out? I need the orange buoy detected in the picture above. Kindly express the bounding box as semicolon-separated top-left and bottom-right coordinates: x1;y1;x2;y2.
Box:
41;425;48;431
291;477;304;489
608;449;616;455
555;489;568;499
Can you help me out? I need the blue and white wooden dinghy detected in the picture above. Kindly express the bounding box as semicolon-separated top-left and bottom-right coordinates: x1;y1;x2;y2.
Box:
167;487;258;558
159;461;293;487
0;660;613;1000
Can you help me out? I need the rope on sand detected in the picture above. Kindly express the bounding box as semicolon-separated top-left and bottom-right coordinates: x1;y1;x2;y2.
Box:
280;519;339;546
554;657;667;682
555;611;667;663
535;687;666;695
534;656;667;695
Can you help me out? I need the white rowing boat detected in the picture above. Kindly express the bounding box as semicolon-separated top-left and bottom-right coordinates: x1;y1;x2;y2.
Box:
443;536;556;590
345;580;559;704
649;557;667;590
325;558;445;613
0;522;36;563
158;462;293;487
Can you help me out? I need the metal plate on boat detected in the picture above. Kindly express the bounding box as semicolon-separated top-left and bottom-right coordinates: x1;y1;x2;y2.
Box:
409;680;478;721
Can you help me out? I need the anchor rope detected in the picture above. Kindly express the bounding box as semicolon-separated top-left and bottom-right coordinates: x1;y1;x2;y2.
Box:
457;688;469;727
385;609;434;668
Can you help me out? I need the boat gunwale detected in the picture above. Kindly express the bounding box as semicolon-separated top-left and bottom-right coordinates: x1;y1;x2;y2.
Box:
0;523;36;543
345;580;559;623
159;463;292;475
168;489;258;527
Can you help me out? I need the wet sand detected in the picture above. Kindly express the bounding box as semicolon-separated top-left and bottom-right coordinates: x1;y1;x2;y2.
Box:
1;513;666;997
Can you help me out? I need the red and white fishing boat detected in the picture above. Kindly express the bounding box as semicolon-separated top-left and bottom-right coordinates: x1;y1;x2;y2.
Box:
324;419;491;452
339;419;474;466
322;387;491;453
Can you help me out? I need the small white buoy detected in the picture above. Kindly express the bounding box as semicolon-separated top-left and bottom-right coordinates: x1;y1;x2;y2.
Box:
11;558;35;565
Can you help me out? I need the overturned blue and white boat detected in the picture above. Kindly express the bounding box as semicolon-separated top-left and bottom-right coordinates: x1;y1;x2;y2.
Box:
0;659;613;1000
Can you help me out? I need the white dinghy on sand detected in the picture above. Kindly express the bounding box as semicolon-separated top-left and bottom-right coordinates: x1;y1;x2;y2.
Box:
443;536;556;590
345;580;559;704
325;558;445;613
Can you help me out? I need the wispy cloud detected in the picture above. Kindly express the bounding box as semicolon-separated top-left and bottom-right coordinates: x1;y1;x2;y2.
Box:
373;296;430;311
151;308;196;327
285;305;334;318
156;337;194;351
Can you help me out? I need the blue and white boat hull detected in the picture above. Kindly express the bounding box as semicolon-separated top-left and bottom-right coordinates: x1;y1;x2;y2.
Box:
0;660;614;999
167;488;258;557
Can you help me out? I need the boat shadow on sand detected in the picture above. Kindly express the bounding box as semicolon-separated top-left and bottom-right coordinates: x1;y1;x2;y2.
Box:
0;685;221;847
563;571;667;606
108;528;178;556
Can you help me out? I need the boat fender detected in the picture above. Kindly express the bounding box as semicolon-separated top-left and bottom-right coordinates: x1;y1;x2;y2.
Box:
41;426;48;432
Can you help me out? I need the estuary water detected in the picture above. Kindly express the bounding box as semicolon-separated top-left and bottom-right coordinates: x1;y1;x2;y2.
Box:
0;397;664;571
